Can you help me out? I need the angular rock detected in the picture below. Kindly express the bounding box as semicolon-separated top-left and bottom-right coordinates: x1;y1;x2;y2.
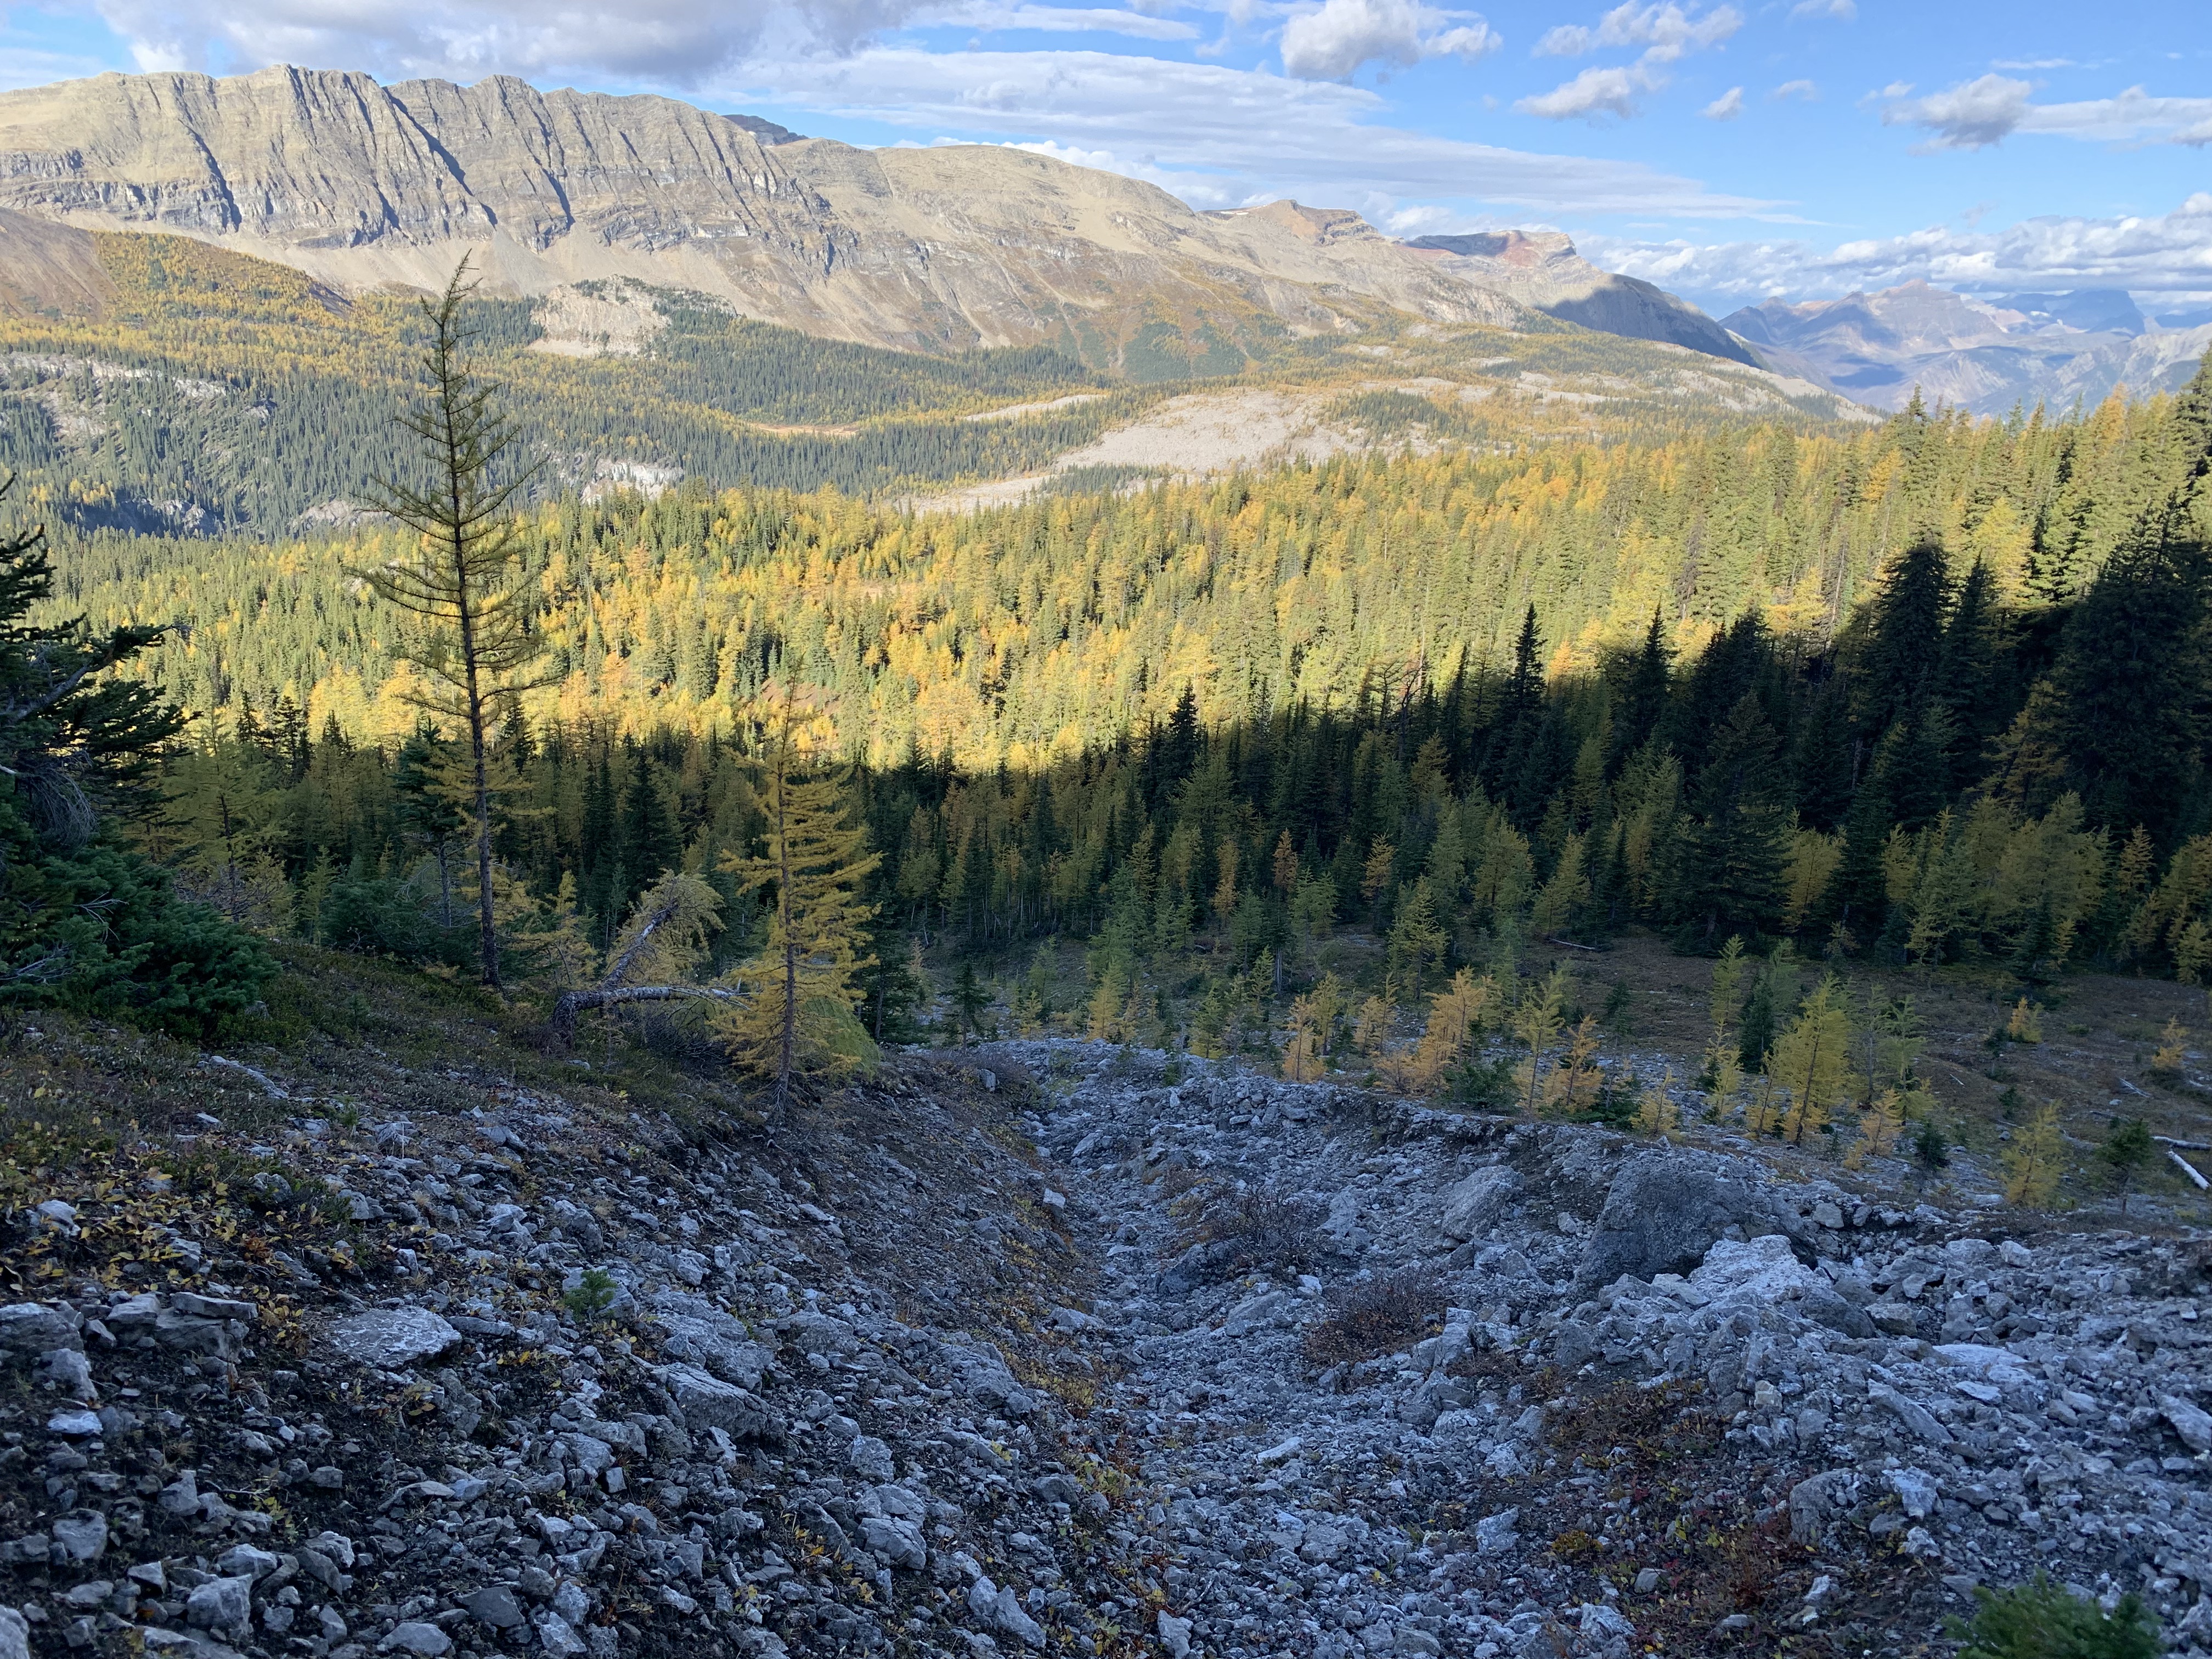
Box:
654;1363;781;1439
1688;1234;1818;1303
186;1575;252;1633
0;1302;80;1354
382;1622;453;1656
1869;1383;1954;1447
1475;1509;1519;1555
155;1311;243;1358
849;1433;896;1482
329;1307;462;1369
1438;1167;1520;1242
215;1545;278;1580
1886;1467;1939;1519
50;1510;108;1562
1156;1613;1193;1659
1575;1153;1788;1292
2162;1394;2212;1453
1787;1470;1860;1545
968;1580;1044;1646
861;1514;927;1571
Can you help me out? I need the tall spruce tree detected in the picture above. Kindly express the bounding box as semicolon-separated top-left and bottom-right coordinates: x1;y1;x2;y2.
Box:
2045;496;2210;844
619;754;682;909
1673;692;1791;945
1854;538;1953;736
1606;611;1673;774
0;488;268;1029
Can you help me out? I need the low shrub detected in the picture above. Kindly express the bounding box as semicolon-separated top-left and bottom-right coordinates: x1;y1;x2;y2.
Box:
1303;1268;1445;1365
1949;1574;2160;1659
1174;1181;1323;1274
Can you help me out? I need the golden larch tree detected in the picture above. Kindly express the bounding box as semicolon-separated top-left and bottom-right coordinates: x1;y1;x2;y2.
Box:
715;687;883;1120
1771;974;1853;1146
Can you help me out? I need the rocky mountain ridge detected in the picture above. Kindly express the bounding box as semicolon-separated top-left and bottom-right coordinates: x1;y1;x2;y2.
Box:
0;66;1742;373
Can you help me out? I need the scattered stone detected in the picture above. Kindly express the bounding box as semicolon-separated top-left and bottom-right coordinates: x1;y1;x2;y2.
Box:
1438;1167;1520;1242
1575;1153;1789;1291
2160;1393;2212;1453
186;1576;252;1634
328;1307;461;1369
49;1511;108;1562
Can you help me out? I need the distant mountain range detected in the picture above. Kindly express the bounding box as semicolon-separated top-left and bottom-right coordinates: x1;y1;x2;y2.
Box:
0;65;1755;377
1;63;2184;438
1720;280;2212;416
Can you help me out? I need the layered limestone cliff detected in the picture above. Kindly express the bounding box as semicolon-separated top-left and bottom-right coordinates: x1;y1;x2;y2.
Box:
0;67;1750;365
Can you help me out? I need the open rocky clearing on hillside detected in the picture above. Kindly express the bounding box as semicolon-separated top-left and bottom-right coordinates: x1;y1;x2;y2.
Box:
3;993;2209;1659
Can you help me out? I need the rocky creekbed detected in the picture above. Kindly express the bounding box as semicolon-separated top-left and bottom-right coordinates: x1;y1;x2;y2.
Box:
3;1039;2209;1659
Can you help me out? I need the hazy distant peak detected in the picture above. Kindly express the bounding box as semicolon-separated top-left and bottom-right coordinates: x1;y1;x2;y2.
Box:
1722;278;2196;414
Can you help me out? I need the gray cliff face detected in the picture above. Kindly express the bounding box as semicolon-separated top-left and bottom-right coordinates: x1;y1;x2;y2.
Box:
0;66;1764;367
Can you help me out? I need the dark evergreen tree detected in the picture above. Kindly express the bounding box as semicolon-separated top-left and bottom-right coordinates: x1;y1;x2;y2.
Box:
1738;971;1776;1074
1671;693;1791;945
0;493;268;1030
1482;606;1545;796
1869;701;1957;834
2046;498;2210;844
1666;613;1779;779
1606;610;1673;774
619;754;682;906
578;748;620;932
1853;537;1953;736
1819;782;1893;948
1936;557;2009;783
1791;674;1857;832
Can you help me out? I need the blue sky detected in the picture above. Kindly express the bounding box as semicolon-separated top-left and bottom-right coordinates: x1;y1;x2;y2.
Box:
3;0;2207;315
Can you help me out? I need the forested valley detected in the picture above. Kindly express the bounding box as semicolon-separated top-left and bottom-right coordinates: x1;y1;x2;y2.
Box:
88;349;2212;1088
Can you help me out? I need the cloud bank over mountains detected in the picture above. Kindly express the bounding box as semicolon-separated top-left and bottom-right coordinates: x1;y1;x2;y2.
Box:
1588;193;2212;312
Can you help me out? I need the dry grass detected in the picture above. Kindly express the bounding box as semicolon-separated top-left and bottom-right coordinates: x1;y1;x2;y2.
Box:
1544;1376;1724;1475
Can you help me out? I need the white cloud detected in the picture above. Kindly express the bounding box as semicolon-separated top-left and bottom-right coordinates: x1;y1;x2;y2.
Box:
1770;78;1815;101
1519;3;1735;120
746;45;1791;215
1882;76;2212;151
1880;72;2031;150
89;0;929;81
1787;0;1852;19
1584;192;2212;308
1516;63;1647;121
1532;3;1739;65
1700;84;1741;119
1277;0;1498;81
926;5;1204;40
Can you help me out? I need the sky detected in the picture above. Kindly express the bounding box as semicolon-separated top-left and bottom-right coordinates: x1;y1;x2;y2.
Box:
1;0;2207;319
